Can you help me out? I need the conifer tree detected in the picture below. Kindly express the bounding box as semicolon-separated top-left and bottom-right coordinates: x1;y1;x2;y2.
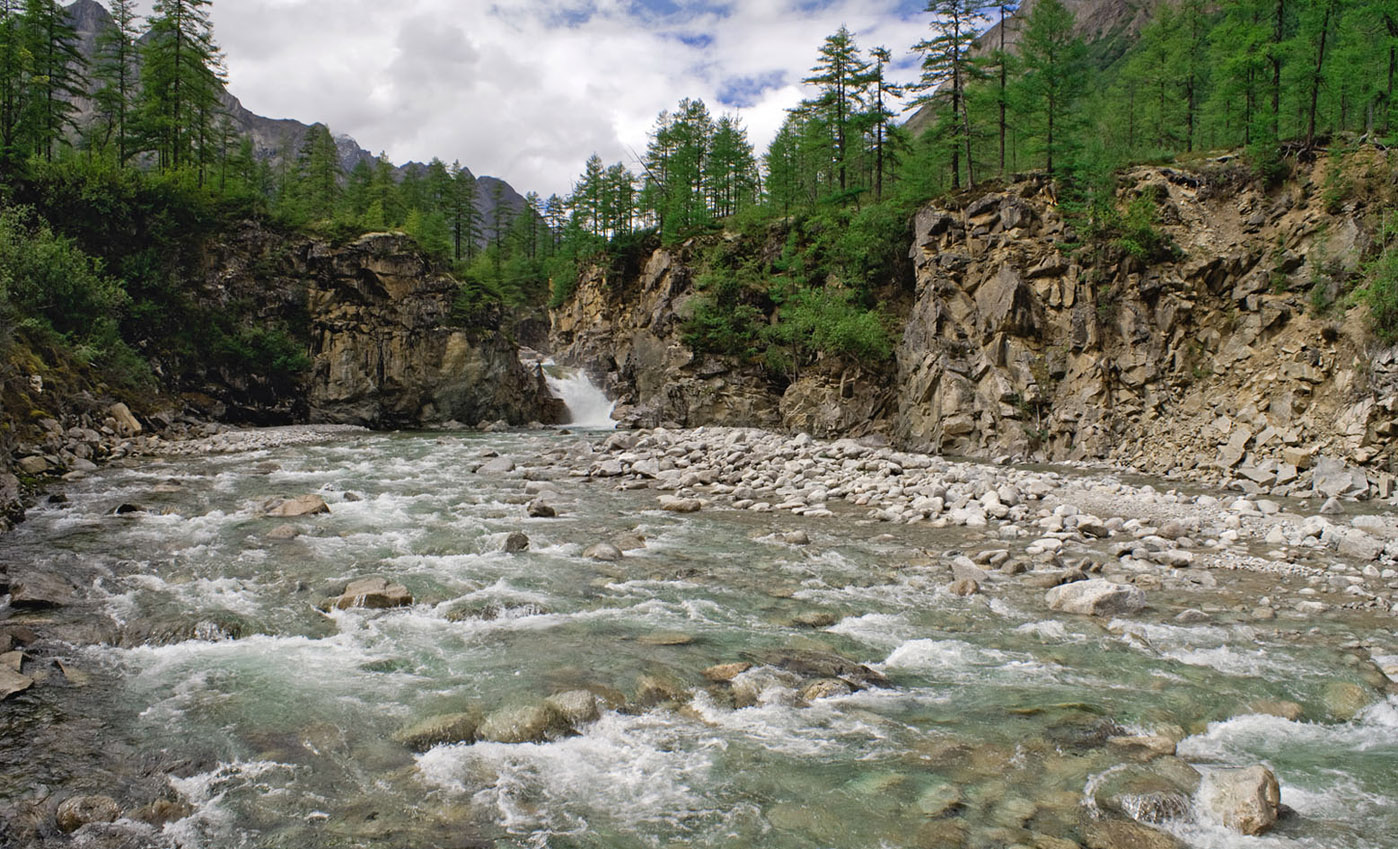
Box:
20;0;86;161
804;26;869;193
860;46;904;199
292;123;341;220
447;162;480;262
1015;0;1088;177
0;0;26;166
92;0;140;163
140;0;225;174
913;0;987;189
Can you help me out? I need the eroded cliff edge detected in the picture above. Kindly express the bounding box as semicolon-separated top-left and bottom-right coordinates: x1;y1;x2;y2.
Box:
551;153;1398;499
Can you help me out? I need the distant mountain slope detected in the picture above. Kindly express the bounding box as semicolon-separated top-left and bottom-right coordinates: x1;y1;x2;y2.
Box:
63;0;527;236
903;0;1161;137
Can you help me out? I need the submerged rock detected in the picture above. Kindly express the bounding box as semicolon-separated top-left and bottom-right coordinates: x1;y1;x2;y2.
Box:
56;795;121;833
527;499;558;518
1198;765;1281;835
329;577;413;610
584;542;623;562
7;570;78;608
503;531;530;552
545;690;600;725
658;495;702;513
477;703;571;744
748;649;891;690
393;711;482;752
266;495;330;517
0;666;33;700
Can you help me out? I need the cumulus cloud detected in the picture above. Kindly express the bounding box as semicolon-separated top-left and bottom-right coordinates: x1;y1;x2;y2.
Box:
150;0;937;196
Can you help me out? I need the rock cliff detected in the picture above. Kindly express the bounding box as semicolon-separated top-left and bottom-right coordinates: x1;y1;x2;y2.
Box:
549;246;893;436
304;233;560;427
550;151;1398;501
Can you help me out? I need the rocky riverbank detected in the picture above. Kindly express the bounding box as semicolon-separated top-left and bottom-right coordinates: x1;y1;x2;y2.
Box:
2;424;1395;848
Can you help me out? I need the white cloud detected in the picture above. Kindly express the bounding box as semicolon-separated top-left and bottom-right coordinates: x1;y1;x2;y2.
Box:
157;0;935;196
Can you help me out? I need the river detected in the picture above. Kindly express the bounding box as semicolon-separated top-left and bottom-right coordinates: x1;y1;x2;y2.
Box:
0;427;1395;849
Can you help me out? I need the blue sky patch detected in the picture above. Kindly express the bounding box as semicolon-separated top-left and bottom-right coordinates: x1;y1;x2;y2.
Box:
718;71;787;109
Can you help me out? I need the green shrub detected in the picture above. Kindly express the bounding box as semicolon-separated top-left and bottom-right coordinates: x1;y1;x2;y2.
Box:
1360;240;1398;342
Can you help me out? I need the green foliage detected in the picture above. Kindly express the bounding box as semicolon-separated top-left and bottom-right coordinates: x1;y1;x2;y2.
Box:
1361;224;1398;342
211;322;309;379
1116;189;1180;264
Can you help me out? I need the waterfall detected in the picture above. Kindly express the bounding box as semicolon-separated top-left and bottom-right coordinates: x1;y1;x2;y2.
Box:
542;362;617;430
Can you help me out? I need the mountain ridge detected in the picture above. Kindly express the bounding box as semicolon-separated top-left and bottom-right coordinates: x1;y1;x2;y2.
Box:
62;0;528;230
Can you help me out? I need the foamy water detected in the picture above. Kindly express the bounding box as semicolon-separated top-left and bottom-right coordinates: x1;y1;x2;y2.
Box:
1;430;1393;848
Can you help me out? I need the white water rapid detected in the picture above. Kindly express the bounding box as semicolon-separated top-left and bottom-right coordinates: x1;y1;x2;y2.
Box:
543;362;617;429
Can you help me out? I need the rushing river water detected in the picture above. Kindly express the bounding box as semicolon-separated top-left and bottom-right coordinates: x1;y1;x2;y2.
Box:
2;430;1395;849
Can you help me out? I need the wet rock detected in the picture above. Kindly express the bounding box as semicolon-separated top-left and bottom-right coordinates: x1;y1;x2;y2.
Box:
633;674;689;708
266;495;330;517
916;783;964;817
780;530;811;545
477;703;571;743
0;666;34;700
658;495;701;513
545;690;600;725
1245;700;1304;721
789;610;839;628
1107;735;1178;758
478;457;516;474
1321;681;1375;721
330;577;413;610
1094;760;1200;824
703;662;752;682
1083;819;1184;849
748;649;890;690
393;711;482;752
638;632;694;646
8;570;77;608
948;578;981;596
108;402;142;437
584;542;623;562
503;532;530;553
1046;580;1145;617
111;503;146;515
613;532;647;551
131;798;194;826
800;678;853;701
266;524;301;541
1198;765;1281;835
527;499;557;518
56;795;122;833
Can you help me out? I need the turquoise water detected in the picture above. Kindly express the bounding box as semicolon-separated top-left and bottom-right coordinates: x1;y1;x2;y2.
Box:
2;431;1394;848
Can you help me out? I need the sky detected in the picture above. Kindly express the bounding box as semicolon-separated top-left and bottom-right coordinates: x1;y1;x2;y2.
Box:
141;0;937;198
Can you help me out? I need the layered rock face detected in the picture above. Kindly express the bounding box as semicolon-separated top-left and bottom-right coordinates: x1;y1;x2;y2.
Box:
552;153;1398;497
305;234;559;427
897;155;1396;494
549;246;891;436
549;248;784;430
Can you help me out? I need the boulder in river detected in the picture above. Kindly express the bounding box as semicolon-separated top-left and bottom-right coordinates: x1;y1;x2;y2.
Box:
477;703;571;744
56;795;122;833
1083;819;1184;849
503;532;530;553
527;499;557;518
393;711;482;752
330;577;413;610
800;678;853;701
545;690;600;725
584;542;623;562
266;495;330;518
0;666;33;700
1046;580;1146;617
658;495;701;513
8;570;77;608
747;649;890;690
1198;765;1281;835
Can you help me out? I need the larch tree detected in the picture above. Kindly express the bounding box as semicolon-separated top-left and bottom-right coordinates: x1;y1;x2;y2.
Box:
803;26;868;193
447;162;481;262
0;0;26;166
92;0;141;163
1015;0;1088;178
859;46;904;199
913;0;987;190
139;0;224;175
20;0;86;162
